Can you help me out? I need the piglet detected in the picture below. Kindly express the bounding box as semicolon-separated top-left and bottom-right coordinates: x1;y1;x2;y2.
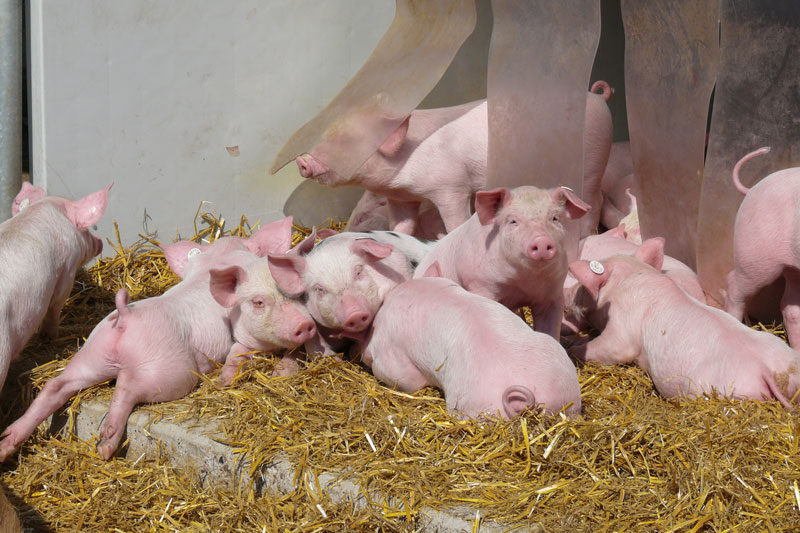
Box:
0;219;314;461
362;269;581;418
347;190;446;240
297;84;612;237
0;183;110;391
725;147;800;350
269;230;431;359
568;238;800;407
563;228;705;334
414;185;590;340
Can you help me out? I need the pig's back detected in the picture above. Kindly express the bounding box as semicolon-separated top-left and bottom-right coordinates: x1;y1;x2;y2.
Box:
734;169;800;264
386;278;580;413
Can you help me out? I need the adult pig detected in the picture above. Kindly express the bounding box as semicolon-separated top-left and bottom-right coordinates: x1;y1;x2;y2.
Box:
361;272;581;418
0;183;110;390
269;230;432;340
725;147;800;350
563;228;705;334
0;224;314;461
414;185;590;340
568;238;800;407
297;82;612;237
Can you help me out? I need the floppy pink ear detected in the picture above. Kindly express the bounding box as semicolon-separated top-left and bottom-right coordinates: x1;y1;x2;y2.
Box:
568;260;609;300
267;253;307;297
246;216;294;256
209;265;247;308
552;186;591;220
634;238;665;271
350;239;393;261
475;188;510;225
377;116;410;156
13;181;47;215
422;261;443;278
65;183;112;228
291;229;317;256
161;240;205;279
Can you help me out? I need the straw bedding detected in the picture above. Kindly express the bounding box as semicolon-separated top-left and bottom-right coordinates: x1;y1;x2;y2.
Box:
1;212;798;531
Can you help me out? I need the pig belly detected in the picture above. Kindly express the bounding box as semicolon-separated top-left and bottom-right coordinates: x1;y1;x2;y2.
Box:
367;344;431;393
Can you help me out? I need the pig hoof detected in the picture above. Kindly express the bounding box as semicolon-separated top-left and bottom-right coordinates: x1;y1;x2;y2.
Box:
272;362;299;377
96;442;116;461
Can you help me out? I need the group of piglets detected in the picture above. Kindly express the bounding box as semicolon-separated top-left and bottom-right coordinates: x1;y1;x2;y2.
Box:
1;97;798;464
289;85;800;416
0;184;318;461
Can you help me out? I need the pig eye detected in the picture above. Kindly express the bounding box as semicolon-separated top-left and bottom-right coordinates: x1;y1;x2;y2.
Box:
313;285;327;297
252;297;266;309
354;264;365;280
552;215;559;222
508;217;518;226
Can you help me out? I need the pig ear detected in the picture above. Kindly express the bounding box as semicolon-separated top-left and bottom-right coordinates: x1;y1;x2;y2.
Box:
292;229;317;256
553;186;591;220
377;116;410;156
634;238;665;271
246;216;294;256
267;253;307;297
351;239;393;261
475;188;510;225
209;265;247;308
65;183;112;228
604;223;627;240
316;228;339;240
568;260;609;300
161;240;205;279
13;181;47;215
422;261;443;278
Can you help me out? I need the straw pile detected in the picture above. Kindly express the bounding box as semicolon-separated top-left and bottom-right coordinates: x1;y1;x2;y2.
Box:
1;210;799;531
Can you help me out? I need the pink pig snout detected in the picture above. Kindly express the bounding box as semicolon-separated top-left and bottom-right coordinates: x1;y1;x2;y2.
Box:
280;302;317;345
528;236;557;261
337;293;373;332
296;154;328;179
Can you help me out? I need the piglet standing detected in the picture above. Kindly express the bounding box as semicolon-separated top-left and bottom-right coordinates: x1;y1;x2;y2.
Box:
0;183;110;391
0;218;315;461
362;269;581;418
725;147;800;350
414;185;590;340
297;84;612;238
568;238;800;407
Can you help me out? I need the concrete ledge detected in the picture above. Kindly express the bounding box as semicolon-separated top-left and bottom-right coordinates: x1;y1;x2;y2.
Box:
47;399;511;532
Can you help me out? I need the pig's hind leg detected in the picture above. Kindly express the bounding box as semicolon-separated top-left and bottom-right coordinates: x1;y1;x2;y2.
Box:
433;195;472;234
0;342;119;461
96;366;200;460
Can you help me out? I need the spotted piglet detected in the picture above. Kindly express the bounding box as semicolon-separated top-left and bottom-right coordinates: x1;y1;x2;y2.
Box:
0;182;110;391
268;230;432;371
568;238;800;407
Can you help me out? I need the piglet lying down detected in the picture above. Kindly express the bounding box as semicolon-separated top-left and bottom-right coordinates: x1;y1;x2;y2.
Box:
361;270;581;419
0;220;315;461
568;239;800;407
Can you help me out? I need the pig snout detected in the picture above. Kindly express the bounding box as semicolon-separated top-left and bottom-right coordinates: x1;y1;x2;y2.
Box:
528;236;557;261
290;317;317;345
295;154;328;179
337;293;373;332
